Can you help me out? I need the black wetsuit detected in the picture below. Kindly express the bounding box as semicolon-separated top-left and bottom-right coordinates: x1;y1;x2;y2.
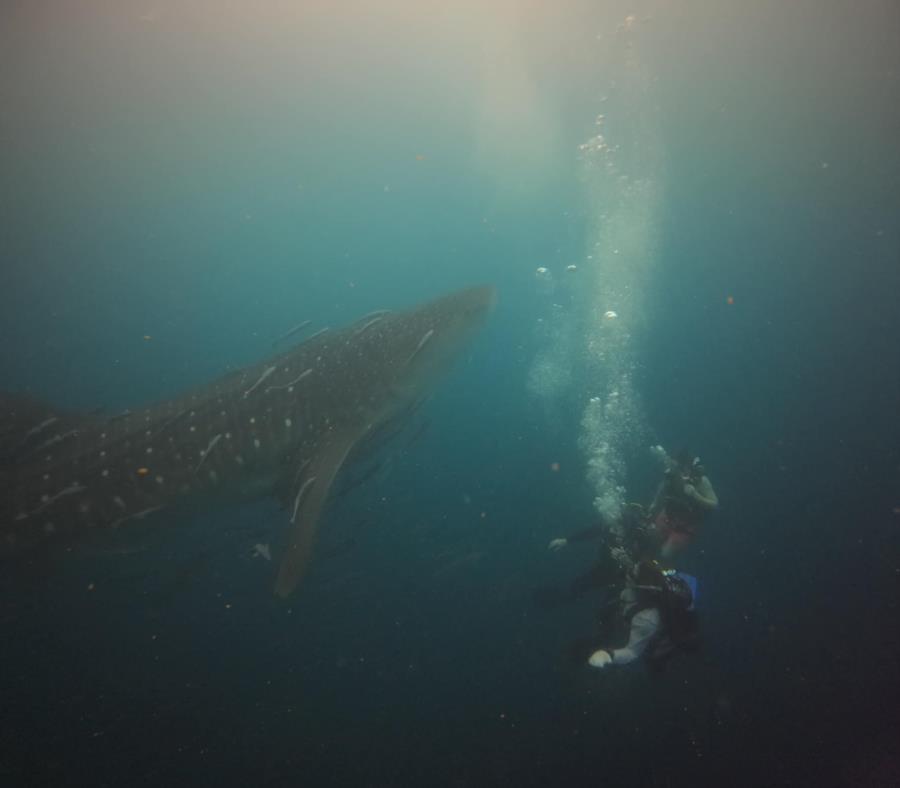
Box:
533;526;622;609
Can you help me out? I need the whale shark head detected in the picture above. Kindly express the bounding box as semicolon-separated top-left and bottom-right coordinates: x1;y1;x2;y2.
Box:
271;284;496;597
385;285;496;397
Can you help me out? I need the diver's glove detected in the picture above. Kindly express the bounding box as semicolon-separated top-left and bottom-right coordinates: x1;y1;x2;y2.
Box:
548;538;568;551
588;649;613;669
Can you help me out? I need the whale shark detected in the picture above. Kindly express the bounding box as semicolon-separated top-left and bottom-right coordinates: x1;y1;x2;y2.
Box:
1;285;495;596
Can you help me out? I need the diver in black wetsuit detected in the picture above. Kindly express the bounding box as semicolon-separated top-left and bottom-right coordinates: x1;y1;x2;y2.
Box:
535;505;649;608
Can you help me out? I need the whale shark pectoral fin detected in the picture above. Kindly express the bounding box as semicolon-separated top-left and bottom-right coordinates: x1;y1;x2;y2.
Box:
273;430;359;598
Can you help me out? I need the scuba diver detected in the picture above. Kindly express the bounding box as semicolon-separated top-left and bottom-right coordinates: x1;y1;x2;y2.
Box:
537;505;649;608
548;503;649;561
587;559;700;671
648;446;718;559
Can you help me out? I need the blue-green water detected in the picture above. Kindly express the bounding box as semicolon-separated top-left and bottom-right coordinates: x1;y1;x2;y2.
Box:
2;2;899;786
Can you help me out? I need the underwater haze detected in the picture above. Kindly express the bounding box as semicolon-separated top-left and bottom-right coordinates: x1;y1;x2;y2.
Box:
2;1;899;786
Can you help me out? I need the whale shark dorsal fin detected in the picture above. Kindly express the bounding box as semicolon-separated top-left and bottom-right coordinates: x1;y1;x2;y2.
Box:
273;430;359;598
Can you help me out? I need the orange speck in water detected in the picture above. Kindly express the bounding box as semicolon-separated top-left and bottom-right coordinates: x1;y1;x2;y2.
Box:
136;467;150;476
143;335;152;340
726;295;734;305
415;154;426;161
550;462;560;472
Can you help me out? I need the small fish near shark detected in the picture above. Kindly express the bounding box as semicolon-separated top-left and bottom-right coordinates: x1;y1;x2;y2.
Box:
0;285;495;597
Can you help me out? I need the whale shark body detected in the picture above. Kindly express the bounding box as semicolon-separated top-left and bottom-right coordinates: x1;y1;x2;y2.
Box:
1;285;495;596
